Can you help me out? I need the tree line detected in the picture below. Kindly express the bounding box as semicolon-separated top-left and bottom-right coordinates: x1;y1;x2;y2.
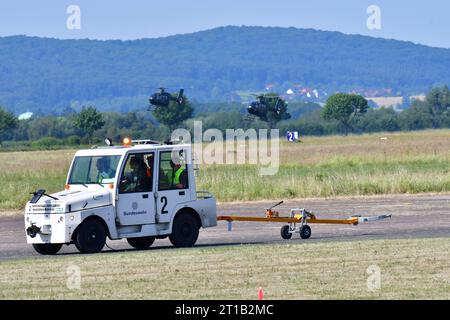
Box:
0;86;449;149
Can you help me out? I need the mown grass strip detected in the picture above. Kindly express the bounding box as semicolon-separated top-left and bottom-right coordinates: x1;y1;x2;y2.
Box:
0;238;448;299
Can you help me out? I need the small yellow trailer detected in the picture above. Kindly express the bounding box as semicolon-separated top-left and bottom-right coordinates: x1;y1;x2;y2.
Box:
217;201;391;239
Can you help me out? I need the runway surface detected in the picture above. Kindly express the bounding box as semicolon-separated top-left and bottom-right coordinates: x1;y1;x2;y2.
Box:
1;194;449;261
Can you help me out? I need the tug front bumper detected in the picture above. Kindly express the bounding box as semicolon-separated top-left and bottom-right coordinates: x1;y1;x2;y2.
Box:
24;212;81;244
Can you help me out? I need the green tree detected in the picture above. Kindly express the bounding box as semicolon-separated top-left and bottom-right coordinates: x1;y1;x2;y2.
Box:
322;93;368;135
353;107;400;133
73;106;105;144
0;107;18;144
152;95;193;132
398;101;433;130
425;86;450;128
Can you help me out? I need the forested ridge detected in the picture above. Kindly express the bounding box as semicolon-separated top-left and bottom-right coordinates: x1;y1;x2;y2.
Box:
1;26;449;115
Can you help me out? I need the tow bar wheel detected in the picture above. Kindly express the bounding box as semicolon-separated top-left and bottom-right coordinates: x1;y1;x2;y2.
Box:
280;225;292;240
300;225;311;239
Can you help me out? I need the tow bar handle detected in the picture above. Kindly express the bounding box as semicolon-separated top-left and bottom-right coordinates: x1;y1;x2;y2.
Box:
357;214;392;223
267;201;283;211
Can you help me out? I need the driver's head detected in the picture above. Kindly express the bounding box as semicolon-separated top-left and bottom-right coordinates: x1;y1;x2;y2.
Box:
170;155;182;169
170;160;181;169
130;156;146;171
130;156;138;170
96;158;105;172
170;152;184;169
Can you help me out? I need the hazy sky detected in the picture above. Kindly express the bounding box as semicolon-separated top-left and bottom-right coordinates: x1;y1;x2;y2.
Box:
0;0;449;48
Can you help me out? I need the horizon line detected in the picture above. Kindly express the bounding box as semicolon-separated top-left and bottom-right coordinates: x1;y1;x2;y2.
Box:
0;25;448;50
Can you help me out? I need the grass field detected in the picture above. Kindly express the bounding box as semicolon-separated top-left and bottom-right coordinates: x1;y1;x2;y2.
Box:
1;129;450;210
0;238;448;299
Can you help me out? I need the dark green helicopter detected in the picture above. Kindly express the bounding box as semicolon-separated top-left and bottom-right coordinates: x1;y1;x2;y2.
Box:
247;93;290;127
149;87;185;107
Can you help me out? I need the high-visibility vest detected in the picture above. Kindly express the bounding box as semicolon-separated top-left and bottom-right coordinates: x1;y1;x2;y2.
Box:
173;167;185;185
97;172;107;183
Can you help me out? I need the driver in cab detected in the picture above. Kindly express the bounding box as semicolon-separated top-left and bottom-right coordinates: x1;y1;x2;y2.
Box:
96;158;116;183
170;156;187;189
120;156;150;192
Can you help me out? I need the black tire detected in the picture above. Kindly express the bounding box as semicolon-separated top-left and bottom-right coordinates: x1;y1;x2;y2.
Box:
280;225;292;240
300;225;311;239
74;219;106;253
169;213;200;247
127;236;155;250
32;243;62;255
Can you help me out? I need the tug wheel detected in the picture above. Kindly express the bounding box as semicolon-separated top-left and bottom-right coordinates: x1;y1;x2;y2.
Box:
74;219;106;253
300;225;311;239
280;225;292;240
32;243;63;255
169;213;200;247
127;236;155;250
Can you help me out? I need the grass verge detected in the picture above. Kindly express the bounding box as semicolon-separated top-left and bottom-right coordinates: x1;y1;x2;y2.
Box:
1;130;450;210
0;237;449;299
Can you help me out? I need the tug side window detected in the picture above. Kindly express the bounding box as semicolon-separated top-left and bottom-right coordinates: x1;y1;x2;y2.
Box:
158;150;188;190
119;153;154;193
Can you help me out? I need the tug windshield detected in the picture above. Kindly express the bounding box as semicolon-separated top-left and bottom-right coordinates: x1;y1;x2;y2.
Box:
68;155;121;184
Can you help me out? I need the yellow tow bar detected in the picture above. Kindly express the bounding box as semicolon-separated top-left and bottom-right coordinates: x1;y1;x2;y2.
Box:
217;201;391;240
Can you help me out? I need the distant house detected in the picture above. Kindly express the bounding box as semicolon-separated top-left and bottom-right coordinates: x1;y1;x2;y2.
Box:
409;95;426;102
18;112;33;120
366;95;426;110
365;97;403;110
